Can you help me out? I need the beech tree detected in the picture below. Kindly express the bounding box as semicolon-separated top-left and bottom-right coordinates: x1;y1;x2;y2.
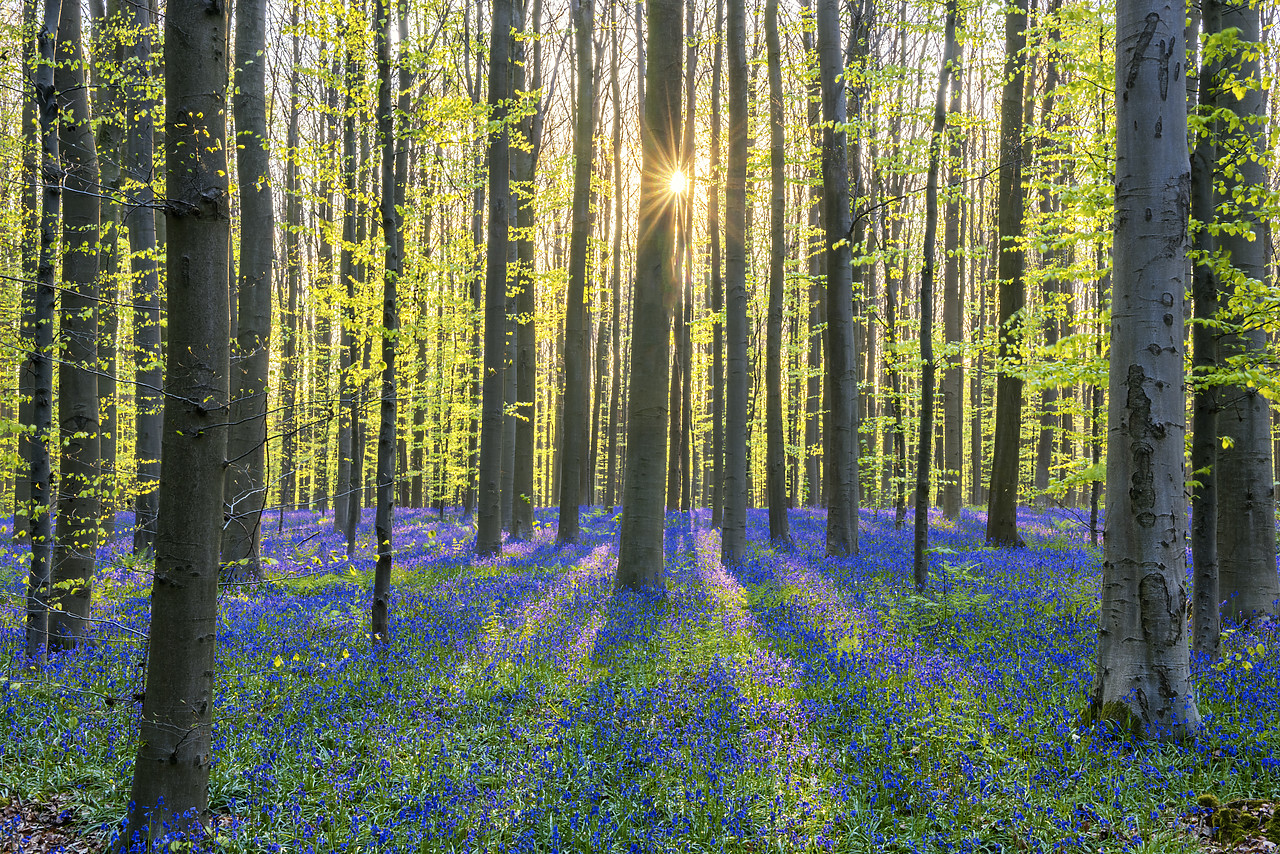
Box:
49;0;101;651
119;0;232;835
558;0;593;545
721;0;747;564
1086;0;1199;740
984;0;1028;548
763;0;788;544
474;0;511;557
222;0;275;583
816;0;856;556
616;0;680;593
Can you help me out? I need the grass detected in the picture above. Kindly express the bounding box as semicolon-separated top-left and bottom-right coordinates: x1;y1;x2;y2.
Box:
0;505;1276;852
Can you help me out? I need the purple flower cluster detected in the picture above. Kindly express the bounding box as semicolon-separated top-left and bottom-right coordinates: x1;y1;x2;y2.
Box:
0;504;1275;852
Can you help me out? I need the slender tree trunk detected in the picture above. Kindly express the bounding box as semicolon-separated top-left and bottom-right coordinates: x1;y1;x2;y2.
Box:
558;0;594;545
604;0;623;512
279;18;302;520
616;0;681;594
818;0;857;555
721;0;748;564
912;0;959;592
939;21;965;520
16;0;39;547
984;0;1028;548
763;0;788;543
50;0;100;652
335;13;359;537
475;0;512;556
221;0;275;582
125;0;159;555
1209;0;1280;625
24;0;62;662
802;0;822;509
119;0;231;829
370;0;402;642
90;0;121;542
709;0;724;527
1189;23;1219;658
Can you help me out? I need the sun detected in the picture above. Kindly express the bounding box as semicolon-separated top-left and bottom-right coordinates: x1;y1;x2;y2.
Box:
669;168;686;195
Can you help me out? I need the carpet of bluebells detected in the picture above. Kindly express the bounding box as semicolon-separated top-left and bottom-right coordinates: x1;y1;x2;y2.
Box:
1;506;1277;853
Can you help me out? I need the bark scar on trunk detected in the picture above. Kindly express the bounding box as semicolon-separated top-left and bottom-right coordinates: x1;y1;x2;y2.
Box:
1125;364;1157;526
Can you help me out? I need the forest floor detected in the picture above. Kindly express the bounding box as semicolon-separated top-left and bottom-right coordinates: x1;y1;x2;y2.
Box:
0;506;1277;853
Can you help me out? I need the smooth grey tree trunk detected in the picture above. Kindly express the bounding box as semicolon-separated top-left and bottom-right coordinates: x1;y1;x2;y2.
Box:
221;0;275;583
475;0;511;556
1209;0;1280;625
708;0;724;528
124;0;160;556
817;0;857;556
1086;0;1200;740
939;20;965;520
721;0;748;564
984;0;1028;548
16;0;39;547
371;0;402;643
802;0;822;509
616;0;681;594
763;0;788;544
24;0;62;663
558;0;593;545
1188;10;1219;657
913;0;959;592
119;0;231;832
603;0;623;512
50;0;100;652
334;14;359;538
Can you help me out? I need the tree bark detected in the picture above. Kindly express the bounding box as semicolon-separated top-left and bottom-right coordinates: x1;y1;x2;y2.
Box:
1208;0;1280;625
912;0;959;592
371;0;402;643
24;0;62;663
616;0;680;594
939;17;965;520
558;0;594;545
1188;11;1219;658
475;0;512;556
708;0;724;527
763;0;788;544
221;0;275;583
50;0;100;652
721;0;748;564
119;0;231;830
1086;0;1200;740
818;0;858;556
984;0;1028;548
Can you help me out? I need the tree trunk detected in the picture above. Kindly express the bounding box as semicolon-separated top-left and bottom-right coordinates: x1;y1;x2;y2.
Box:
475;0;511;556
221;0;275;583
90;0;121;542
335;12;359;537
125;0;160;555
279;17;302;520
984;0;1028;548
604;0;623;512
16;0;39;547
939;19;965;520
119;0;231;830
912;0;959;593
616;0;680;594
803;0;822;509
721;0;748;564
370;0;402;643
24;0;62;662
763;0;788;544
1188;17;1219;658
1208;0;1280;625
708;0;724;527
50;0;100;652
558;0;594;545
1086;0;1199;740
